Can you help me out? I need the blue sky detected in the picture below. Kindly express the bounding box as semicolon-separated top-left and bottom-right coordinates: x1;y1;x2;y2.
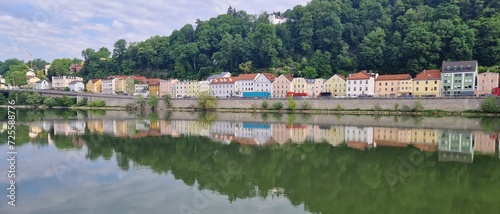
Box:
0;0;310;63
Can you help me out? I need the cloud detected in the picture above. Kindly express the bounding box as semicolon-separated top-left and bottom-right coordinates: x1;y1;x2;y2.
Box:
0;0;310;62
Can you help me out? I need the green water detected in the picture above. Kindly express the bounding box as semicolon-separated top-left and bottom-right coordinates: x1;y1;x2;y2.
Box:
0;110;499;214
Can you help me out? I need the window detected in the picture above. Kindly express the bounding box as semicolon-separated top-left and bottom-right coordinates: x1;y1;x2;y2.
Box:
425;87;428;91
416;87;419;91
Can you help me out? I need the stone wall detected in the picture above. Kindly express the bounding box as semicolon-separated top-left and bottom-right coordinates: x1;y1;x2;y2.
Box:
170;97;485;111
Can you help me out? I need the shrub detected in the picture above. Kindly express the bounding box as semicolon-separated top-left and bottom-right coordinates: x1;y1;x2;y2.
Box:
413;101;424;112
287;96;296;110
89;100;106;107
55;95;75;107
162;94;173;108
481;97;500;113
394;103;400;111
374;103;382;111
148;95;158;111
261;100;269;110
336;103;343;111
272;102;283;110
43;97;57;108
76;97;88;106
251;103;258;111
402;104;411;112
197;93;218;111
302;101;312;110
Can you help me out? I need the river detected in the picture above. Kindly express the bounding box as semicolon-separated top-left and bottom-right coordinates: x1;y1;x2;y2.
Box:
0;110;499;214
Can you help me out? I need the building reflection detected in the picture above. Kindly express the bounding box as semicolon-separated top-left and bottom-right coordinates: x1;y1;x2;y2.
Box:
438;130;474;163
22;117;500;163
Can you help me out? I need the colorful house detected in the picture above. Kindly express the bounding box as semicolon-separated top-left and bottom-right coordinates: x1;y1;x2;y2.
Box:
209;77;238;98
125;75;148;95
186;81;200;97
292;77;307;94
375;74;413;97
173;81;188;98
254;73;276;94
346;70;378;97
476;71;500;95
236;74;259;96
323;74;346;97
272;74;293;98
159;79;179;97
86;79;102;93
413;69;441;97
307;79;325;97
441;60;478;96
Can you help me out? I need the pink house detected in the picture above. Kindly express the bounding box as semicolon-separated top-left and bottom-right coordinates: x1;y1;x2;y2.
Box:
272;74;293;98
159;79;179;97
476;72;500;95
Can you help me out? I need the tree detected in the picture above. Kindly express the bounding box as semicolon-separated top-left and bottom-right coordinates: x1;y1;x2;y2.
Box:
163;94;173;108
48;58;72;77
43;97;57;108
197;93;218;111
239;61;253;73
0;58;24;75
358;27;386;71
148;95;158;112
287;96;296;110
6;70;28;86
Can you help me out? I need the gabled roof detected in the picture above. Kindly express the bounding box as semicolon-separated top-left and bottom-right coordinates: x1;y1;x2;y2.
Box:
262;73;277;82
237;73;258;80
347;71;371;80
442;60;477;73
209;77;239;85
414;70;441;80
335;74;346;80
89;79;101;83
284;74;293;81
376;74;412;81
68;80;83;85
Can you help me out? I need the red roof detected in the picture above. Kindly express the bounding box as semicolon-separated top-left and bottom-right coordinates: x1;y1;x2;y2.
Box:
262;73;277;82
414;70;441;80
237;73;258;80
376;74;412;81
335;74;346;81
209;77;238;84
128;75;148;81
90;79;100;83
284;74;293;81
347;71;371;80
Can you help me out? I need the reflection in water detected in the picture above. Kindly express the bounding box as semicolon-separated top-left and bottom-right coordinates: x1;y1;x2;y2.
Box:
1;112;500;214
12;114;500;163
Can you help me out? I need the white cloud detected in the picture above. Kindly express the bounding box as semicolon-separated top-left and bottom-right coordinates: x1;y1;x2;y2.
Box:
0;0;311;62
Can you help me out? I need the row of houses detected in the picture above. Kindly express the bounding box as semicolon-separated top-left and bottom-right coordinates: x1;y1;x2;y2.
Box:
34;60;499;98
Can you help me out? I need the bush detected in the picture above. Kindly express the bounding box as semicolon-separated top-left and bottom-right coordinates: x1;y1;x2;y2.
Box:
374;103;382;111
148;95;158;111
413;101;424;112
43;97;57;108
261;101;269;110
481;97;500;113
162;94;173;108
76;97;88;106
197;93;218;111
89;100;106;107
287;96;296;110
402;104;411;112
272;102;283;110
55;95;75;107
251;103;258;111
336;103;343;111
394;103;400;111
302;101;312;110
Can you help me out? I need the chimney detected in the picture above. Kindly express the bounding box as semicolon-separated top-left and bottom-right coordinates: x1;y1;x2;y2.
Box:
423;69;426;74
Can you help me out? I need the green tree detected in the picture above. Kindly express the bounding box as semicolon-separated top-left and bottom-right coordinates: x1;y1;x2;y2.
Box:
43;97;57;108
148;95;158;112
358;27;386;71
48;58;72;77
287;96;296;110
163;94;173;108
197;93;218;111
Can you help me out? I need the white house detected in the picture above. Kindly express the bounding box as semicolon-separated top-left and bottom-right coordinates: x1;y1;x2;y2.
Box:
101;78;116;94
254;73;276;94
199;80;210;94
209;77;238;98
0;75;6;89
236;73;258;96
135;83;149;93
51;76;83;89
68;81;84;92
35;80;50;90
346;70;378;97
173;81;188;98
269;14;287;25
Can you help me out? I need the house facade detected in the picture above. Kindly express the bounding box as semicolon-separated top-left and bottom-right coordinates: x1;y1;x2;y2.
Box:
135;83;149;93
159;79;179;97
52;76;83;89
476;72;500;95
209;77;238;98
254;73;276;93
173;81;188;98
149;81;160;97
102;78;116;94
292;77;307;94
86;79;102;93
186;81;200;97
35;80;50;90
125;75;148;95
68;81;84;92
323;74;346;97
375;74;413;97
236;74;258;96
199;81;209;95
307;78;324;97
413;70;441;97
346;71;378;97
272;74;293;98
441;60;478;96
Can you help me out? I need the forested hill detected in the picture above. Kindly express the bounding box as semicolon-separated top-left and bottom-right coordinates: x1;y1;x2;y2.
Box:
77;0;500;81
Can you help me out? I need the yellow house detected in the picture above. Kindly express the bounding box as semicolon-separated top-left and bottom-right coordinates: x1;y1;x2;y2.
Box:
292;77;307;93
323;74;346;97
187;81;200;97
149;81;160;97
27;76;40;88
410;128;439;152
115;76;127;93
86;79;102;93
375;74;413;97
413;69;441;97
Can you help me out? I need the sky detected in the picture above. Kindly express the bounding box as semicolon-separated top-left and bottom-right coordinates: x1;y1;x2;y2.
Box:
0;0;310;63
